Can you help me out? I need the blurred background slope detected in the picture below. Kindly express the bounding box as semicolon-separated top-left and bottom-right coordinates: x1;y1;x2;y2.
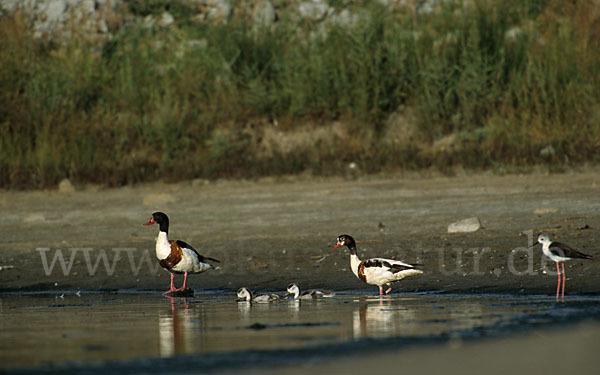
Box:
1;0;599;189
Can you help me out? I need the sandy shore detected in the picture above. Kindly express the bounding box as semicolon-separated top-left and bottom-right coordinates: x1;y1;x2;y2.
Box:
1;170;598;295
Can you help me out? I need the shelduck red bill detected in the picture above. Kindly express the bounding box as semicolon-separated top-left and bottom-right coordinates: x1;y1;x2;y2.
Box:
143;216;156;226
332;242;342;249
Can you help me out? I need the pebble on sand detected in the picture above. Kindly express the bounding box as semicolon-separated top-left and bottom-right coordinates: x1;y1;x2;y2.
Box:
533;208;558;215
23;213;46;223
58;178;75;193
448;217;481;233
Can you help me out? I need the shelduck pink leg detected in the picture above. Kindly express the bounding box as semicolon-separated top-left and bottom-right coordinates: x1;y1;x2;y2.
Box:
378;286;384;296
163;274;177;295
385;287;392;295
175;272;189;291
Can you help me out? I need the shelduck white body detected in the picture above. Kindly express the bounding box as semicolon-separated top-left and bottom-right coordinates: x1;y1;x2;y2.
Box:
333;234;423;295
285;283;335;300
144;212;220;295
237;287;280;303
155;231;213;274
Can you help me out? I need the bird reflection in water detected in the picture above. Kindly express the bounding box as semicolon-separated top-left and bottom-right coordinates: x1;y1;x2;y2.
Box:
352;296;416;340
158;296;205;357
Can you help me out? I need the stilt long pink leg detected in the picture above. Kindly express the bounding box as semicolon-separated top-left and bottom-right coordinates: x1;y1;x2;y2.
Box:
561;263;566;302
555;262;561;302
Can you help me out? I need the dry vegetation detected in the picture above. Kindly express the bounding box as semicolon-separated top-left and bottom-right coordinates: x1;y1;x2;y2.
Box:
1;0;599;189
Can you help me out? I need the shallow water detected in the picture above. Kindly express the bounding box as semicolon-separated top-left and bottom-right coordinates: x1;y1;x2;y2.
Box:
2;291;600;374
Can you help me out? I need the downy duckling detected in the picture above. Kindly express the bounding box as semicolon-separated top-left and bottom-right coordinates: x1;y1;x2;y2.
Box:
285;283;335;300
237;287;280;303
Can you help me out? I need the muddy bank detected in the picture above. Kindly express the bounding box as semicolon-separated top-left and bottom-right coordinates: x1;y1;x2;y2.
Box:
1;170;599;295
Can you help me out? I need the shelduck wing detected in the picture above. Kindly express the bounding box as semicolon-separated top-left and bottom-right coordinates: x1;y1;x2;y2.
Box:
175;240;221;264
362;259;389;269
368;258;417;272
175;240;195;252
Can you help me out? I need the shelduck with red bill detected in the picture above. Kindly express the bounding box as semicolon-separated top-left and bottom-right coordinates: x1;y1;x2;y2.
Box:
532;234;592;302
144;212;220;295
333;234;423;295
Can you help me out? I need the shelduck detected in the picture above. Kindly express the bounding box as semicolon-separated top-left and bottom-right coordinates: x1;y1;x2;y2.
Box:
533;234;592;302
285;283;335;300
144;212;220;295
333;234;423;295
237;287;280;303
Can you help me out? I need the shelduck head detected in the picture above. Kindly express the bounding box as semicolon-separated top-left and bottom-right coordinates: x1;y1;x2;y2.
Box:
237;287;252;301
143;212;169;232
332;234;356;250
285;283;301;299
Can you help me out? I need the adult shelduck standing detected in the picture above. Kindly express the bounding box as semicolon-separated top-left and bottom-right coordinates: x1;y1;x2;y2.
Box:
333;234;423;296
533;234;592;302
144;212;220;295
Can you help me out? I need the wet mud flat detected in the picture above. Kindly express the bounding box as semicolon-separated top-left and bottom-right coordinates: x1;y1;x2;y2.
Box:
1;292;600;374
1;170;599;295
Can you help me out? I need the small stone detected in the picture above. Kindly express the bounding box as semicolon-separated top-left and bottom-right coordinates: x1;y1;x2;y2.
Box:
58;179;75;193
191;178;210;188
448;217;481;233
540;145;555;158
533;208;558;215
23;213;46;223
158;12;174;27
248;323;267;330
165;288;194;297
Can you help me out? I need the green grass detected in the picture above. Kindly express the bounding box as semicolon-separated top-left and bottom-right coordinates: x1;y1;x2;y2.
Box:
1;0;599;188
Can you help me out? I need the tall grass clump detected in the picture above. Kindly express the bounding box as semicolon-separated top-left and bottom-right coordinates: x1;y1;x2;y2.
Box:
1;0;599;189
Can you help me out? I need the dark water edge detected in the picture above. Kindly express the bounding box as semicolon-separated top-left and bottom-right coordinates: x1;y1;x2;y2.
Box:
3;291;600;375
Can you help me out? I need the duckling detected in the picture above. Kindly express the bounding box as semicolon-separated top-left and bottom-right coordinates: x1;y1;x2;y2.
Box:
285;283;335;300
236;287;280;303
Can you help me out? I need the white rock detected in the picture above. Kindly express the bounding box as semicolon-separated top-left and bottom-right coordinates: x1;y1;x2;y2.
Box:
205;0;232;21
58;178;75;193
533;208;557;215
448;217;481;233
298;0;332;20
158;12;174;27
539;145;555;158
248;0;275;27
23;213;46;223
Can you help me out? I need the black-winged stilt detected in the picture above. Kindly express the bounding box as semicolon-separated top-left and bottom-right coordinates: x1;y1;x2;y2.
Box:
533;234;592;302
